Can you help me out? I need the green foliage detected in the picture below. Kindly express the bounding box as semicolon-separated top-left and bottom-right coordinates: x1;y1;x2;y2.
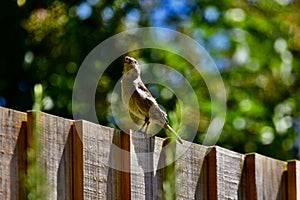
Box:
1;0;300;160
25;85;49;199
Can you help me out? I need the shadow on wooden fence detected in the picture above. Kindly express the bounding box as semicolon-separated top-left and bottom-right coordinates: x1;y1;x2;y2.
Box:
0;106;299;199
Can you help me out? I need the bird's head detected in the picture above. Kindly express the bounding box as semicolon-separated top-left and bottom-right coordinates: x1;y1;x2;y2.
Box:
123;56;141;76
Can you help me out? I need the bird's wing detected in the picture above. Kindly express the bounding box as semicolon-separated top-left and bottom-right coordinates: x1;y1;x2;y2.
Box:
129;90;151;118
128;81;153;118
137;82;169;125
136;81;153;99
129;82;168;125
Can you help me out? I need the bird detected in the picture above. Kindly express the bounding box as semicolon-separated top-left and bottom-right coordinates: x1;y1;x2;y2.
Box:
121;56;183;144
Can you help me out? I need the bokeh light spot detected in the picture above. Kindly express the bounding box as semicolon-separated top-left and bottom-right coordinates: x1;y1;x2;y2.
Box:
204;6;219;22
77;2;92;20
24;51;34;64
225;8;246;22
260;126;274;145
43;96;54;110
102;7;114;21
233;117;246;130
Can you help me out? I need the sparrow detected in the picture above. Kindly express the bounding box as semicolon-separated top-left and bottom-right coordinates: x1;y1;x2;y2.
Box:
121;56;183;144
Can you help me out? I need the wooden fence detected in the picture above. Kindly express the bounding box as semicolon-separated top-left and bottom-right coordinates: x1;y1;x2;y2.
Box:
0;106;299;199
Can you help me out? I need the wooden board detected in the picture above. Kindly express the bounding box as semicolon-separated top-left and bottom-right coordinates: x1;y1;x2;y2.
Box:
207;146;244;199
287;160;300;200
1;107;300;199
176;141;208;199
243;153;287;199
130;130;164;199
27;111;73;199
73;120;130;200
0;107;27;200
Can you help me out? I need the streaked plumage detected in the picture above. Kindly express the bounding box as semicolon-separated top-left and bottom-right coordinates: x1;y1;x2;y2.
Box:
121;56;183;144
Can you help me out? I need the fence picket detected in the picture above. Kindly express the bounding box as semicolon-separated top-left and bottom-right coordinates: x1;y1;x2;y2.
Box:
287;160;300;200
27;110;73;199
207;146;244;199
73;120;130;199
244;153;287;199
0;107;298;199
173;141;207;199
0;107;27;200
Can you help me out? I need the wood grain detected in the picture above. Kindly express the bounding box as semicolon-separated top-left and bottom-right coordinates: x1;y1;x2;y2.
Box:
176;141;208;200
27;110;73;199
74;120;131;200
287;160;300;200
130;130;164;199
0;107;27;200
1;107;299;199
244;153;287;200
207;146;244;199
72;122;83;200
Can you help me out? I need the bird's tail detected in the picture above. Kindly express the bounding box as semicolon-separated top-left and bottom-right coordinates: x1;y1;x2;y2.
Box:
164;124;183;144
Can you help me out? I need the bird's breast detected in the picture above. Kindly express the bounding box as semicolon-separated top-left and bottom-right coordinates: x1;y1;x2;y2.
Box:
121;77;137;107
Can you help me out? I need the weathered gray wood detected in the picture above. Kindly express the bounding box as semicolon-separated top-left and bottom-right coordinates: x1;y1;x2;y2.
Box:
27;111;73;199
287;160;300;200
130;130;164;199
206;146;244;199
176;141;208;200
0;107;27;200
243;153;287;199
74;120;130;200
2;107;300;199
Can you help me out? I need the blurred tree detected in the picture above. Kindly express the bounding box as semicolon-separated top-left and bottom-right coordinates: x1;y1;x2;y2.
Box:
1;0;299;160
